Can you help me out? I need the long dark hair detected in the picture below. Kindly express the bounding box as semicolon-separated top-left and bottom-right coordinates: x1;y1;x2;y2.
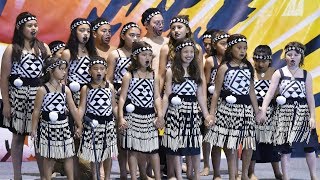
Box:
128;41;153;72
172;38;201;84
12;12;48;62
118;22;141;48
41;56;68;84
211;30;228;56
65;18;97;61
222;34;254;80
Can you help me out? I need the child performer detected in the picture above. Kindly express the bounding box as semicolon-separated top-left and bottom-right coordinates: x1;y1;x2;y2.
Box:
78;56;118;180
49;40;66;58
259;42;319;180
0;12;51;179
31;57;82;180
118;41;164;180
204;34;259;180
162;38;213;180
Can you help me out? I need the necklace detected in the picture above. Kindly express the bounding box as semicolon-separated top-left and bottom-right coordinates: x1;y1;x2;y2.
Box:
288;66;299;80
260;72;265;78
79;46;86;53
233;60;244;69
49;81;59;92
93;81;104;88
137;70;148;79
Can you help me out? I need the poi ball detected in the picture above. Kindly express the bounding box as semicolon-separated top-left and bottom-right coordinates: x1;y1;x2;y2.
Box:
14;78;23;87
49;111;58;122
69;81;80;92
171;96;182;105
126;103;135;113
226;95;237;104
208;85;215;94
276;96;286;105
92;120;99;127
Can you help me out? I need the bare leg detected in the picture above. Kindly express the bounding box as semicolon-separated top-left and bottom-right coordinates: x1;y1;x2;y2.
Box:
137;152;147;179
223;148;236;180
90;161;100;180
166;154;175;179
103;158;112;180
35;152;45;180
248;160;257;180
64;157;74;180
149;153;161;180
167;154;183;180
191;155;201;180
128;151;138;180
241;148;253;180
186;156;193;179
211;146;222;179
306;152;318;180
100;161;105;180
43;158;56;180
11;134;24;180
281;153;291;180
200;141;211;176
271;162;282;179
118;148;128;179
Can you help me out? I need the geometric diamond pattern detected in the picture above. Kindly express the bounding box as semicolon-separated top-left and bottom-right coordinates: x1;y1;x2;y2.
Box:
280;79;306;98
18;52;44;78
254;80;270;101
172;78;197;96
210;68;218;85
42;93;66;113
68;56;91;84
128;78;154;108
114;57;131;84
224;69;251;95
87;88;112;116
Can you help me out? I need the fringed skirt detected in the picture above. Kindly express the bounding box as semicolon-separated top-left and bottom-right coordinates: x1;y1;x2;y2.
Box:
255;101;275;144
121;105;159;153
3;85;38;135
78;114;117;162
204;92;256;150
37;116;74;159
162;95;202;155
272;98;317;148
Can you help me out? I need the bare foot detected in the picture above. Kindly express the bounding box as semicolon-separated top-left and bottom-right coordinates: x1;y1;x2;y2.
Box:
200;167;210;176
214;176;222;180
249;174;259;180
275;173;283;180
182;163;187;173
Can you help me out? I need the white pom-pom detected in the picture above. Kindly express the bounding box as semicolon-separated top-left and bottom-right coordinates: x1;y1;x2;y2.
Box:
49;111;58;122
92;120;99;127
126;103;135;113
208;85;215;94
69;81;80;92
14;78;23;87
226;95;237;104
171;96;182;105
276;96;286;105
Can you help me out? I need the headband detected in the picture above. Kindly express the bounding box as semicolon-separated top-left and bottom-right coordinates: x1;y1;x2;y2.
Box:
92;20;110;31
121;23;140;35
202;34;212;40
16;16;37;29
71;20;91;31
212;34;230;43
89;59;107;67
46;60;67;72
132;46;153;56
284;46;304;54
175;41;195;52
170;17;189;27
50;43;66;55
253;54;272;60
227;37;247;47
144;11;161;24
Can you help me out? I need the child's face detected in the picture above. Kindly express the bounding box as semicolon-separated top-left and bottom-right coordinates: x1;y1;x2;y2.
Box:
214;38;227;56
89;64;106;81
170;22;189;40
203;38;211;55
147;14;164;36
121;27;141;47
285;50;302;68
76;24;90;44
94;24;111;45
137;50;153;68
231;42;247;61
22;20;38;40
254;58;270;72
54;47;65;58
181;46;195;64
52;64;67;81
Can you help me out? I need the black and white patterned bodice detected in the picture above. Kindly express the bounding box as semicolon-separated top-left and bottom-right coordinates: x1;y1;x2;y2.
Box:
41;91;66;114
254;80;270;101
114;57;131;84
209;56;219;85
11;52;44;78
86;87;112;116
68;56;91;84
279;69;306;99
223;66;251;95
172;78;198;96
128;78;154;108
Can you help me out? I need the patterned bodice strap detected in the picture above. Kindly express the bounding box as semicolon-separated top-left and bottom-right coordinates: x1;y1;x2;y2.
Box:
209;56;219;85
114;49;131;84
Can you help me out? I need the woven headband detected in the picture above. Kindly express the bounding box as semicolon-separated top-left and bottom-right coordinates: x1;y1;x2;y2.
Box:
90;59;107;67
212;34;229;43
175;41;195;52
253;54;272;60
92;20;110;31
16;16;37;28
144;11;161;24
132;46;153;56
121;23;140;35
202;34;212;40
50;43;66;55
284;46;304;54
170;17;189;27
46;60;67;72
71;20;91;30
227;37;247;47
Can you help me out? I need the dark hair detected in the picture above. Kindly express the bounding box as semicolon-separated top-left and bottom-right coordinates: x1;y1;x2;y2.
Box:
65;18;97;61
284;41;306;67
128;41;153;72
222;34;254;80
41;56;68;84
12;12;48;62
141;8;161;25
168;15;193;62
118;22;141;48
172;38;201;84
49;40;65;56
211;30;228;56
253;45;272;66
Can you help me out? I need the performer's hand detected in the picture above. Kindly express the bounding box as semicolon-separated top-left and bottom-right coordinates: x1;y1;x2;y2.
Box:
75;126;83;138
309;118;316;129
205;114;215;127
30;129;37;140
118;118;128;132
154;116;165;129
256;111;266;124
